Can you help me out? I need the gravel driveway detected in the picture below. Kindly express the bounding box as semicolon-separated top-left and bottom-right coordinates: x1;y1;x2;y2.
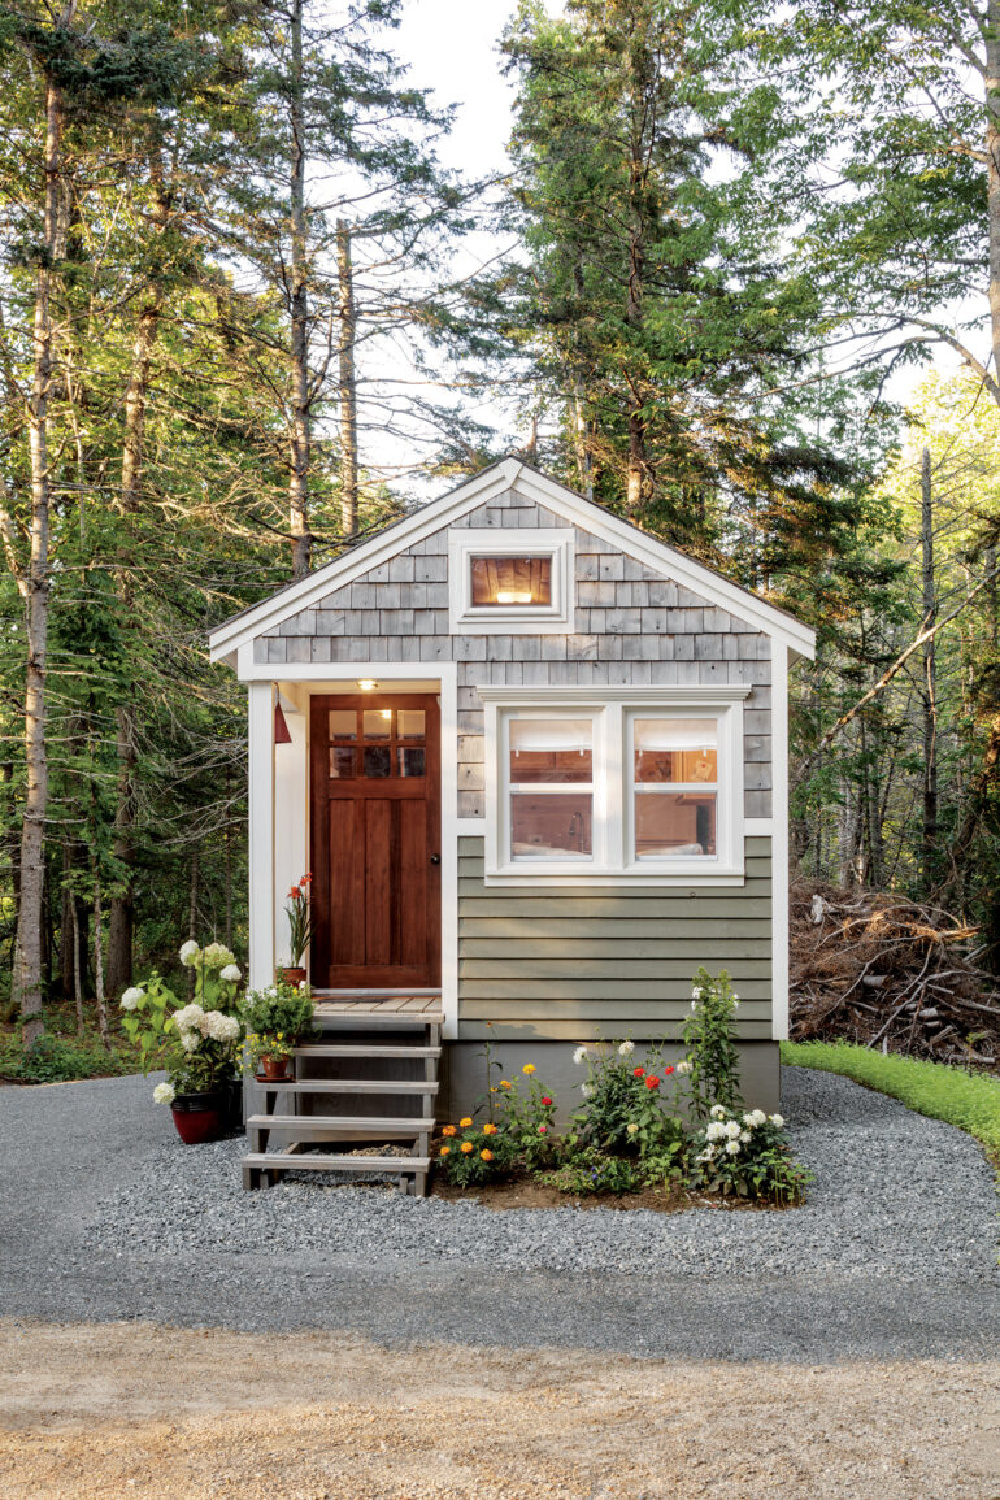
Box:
1;1066;997;1361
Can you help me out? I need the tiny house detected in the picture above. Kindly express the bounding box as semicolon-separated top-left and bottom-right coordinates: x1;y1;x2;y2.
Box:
209;458;814;1174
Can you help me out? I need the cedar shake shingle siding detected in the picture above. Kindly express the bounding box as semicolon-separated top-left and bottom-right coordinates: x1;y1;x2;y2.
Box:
255;487;773;821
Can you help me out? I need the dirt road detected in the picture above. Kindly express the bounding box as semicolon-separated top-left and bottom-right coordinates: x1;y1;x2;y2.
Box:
1;1321;998;1498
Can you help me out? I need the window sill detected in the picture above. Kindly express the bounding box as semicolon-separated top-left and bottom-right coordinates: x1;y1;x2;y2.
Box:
482;866;747;888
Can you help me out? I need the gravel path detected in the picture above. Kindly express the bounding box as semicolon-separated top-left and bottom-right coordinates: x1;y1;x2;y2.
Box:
1;1066;997;1360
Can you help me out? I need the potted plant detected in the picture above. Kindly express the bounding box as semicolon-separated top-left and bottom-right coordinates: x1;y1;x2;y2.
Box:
121;941;245;1143
282;873;313;985
239;979;314;1082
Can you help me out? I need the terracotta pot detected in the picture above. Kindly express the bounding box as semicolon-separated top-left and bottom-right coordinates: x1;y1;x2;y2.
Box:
258;1054;293;1082
171;1092;226;1145
281;967;307;987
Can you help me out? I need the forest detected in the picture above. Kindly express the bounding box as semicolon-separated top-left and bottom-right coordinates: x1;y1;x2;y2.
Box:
3;0;1000;1063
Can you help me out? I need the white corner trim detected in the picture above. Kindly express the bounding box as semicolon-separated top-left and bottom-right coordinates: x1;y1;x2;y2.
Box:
210;458;816;662
456;818;485;838
744;818;774;837
447;528;575;634
247;682;275;989
771;644;789;1041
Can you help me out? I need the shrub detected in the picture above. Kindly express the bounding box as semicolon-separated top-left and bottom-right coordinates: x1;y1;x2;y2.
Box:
239;981;314;1044
570;1039;683;1154
690;1103;810;1203
681;968;743;1121
0;1033;133;1084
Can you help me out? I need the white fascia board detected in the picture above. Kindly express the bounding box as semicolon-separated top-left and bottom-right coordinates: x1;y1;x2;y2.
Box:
477;684;752;703
511;467;817;659
208;460;521;663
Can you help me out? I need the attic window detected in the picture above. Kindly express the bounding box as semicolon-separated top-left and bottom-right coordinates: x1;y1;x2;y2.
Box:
448;528;574;634
471;555;552;607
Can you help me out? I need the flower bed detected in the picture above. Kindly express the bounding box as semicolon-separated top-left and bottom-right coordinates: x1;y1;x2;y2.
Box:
434;969;811;1208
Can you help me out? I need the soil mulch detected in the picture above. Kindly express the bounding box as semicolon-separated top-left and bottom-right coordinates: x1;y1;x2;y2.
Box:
429;1174;792;1214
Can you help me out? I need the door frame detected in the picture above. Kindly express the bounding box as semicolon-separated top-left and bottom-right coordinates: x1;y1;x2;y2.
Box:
242;660;460;1037
309;690;442;990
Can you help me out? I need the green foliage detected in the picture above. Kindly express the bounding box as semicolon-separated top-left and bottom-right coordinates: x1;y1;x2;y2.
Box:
680;969;743;1121
538;1148;641;1197
691;1103;810;1205
238;981;314;1045
436;1119;510;1186
570;1039;681;1153
782;1042;1000;1158
493;1066;559;1170
0;1032;134;1083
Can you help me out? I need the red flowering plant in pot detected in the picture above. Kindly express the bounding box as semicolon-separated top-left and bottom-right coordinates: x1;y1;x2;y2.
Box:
282;873;313;985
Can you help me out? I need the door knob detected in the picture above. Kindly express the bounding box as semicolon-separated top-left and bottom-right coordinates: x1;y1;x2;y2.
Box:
430;853;441;866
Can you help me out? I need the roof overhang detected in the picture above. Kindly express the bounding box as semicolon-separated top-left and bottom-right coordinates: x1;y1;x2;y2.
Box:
208;457;816;669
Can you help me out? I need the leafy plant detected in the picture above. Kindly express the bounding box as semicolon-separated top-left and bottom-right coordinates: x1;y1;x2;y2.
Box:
681;969;743;1121
690;1104;810;1204
239;980;314;1048
539;1148;641;1197
0;1033;133;1084
436;1117;512;1186
119;940;244;1103
570;1039;683;1153
494;1064;559;1171
284;874;313;967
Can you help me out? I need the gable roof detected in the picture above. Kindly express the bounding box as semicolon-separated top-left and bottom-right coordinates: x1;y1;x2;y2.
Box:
208;457;816;664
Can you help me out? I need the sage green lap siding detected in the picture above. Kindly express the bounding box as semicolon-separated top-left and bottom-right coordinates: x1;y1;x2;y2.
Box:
457;835;772;1041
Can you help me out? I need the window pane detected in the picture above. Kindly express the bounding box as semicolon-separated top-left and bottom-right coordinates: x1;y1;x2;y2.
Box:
329;747;356;780
363;708;393;740
397;709;426;741
363;745;391;778
634;718;717;784
397;746;426;778
635;793;716;857
509;718;592;783
511;793;592;858
329;709;356;740
471;555;552;607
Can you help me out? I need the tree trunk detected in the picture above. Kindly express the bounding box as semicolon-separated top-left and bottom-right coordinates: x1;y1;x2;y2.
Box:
224;765;233;951
15;71;66;1049
92;866;110;1052
921;445;937;884
188;850;198;997
288;0;311;579
986;0;1000;395
71;891;84;1038
625;217;645;518
337;218;358;540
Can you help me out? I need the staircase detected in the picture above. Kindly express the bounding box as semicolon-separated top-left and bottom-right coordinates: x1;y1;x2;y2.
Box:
241;994;442;1196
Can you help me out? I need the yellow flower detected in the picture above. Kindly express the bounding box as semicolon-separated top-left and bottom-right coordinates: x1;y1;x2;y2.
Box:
500;1080;512;1090
460;1141;473;1154
482;1123;497;1136
439;1145;451;1157
489;1086;497;1094
442;1125;457;1137
481;1149;494;1162
522;1064;536;1076
459;1117;473;1128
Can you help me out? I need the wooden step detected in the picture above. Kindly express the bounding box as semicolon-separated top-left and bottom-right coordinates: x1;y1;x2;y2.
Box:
248;1114;432;1134
291;1043;441;1059
311;1010;443;1029
242;1151;430;1194
255;1079;438;1095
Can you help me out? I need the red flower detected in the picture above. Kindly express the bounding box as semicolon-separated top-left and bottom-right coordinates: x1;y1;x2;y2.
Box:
541;1096;553;1106
633;1066;645;1079
645;1075;660;1090
301;872;313;884
288;886;300;899
663;1065;675;1076
538;1124;548;1134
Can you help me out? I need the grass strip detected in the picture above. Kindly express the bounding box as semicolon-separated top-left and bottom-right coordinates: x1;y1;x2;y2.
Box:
781;1040;1000;1159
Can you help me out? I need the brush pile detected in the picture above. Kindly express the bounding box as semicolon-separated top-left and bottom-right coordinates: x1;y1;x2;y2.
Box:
789;881;1000;1068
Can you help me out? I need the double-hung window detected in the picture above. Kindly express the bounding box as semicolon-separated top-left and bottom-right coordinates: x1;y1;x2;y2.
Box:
481;687;749;885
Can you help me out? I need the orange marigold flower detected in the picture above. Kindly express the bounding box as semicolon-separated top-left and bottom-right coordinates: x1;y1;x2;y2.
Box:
482;1123;497;1135
481;1149;494;1162
439;1146;451;1157
459;1116;473;1128
522;1064;536;1075
460;1141;474;1154
500;1080;512;1089
442;1125;457;1137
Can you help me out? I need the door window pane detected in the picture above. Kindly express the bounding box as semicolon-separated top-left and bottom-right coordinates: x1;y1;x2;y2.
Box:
634;719;717;784
397;709;426;741
330;747;356;780
511;794;592;858
635;793;716;858
363;745;391;778
471;555;552;607
363;708;393;740
509;718;592;783
329;708;356;740
397;746;426;779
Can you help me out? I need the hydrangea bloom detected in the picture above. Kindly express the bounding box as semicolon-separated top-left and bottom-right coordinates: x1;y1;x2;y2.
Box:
204;1011;240;1043
617;1039;635;1057
153;1082;175;1105
172;1003;206;1035
769;1113;785;1129
203;942;236;968
179;940;200;965
120;986;144;1011
220;964;242;984
181;1032;199;1053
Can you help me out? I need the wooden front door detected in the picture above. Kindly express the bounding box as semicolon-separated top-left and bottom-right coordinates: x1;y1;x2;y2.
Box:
309;694;441;989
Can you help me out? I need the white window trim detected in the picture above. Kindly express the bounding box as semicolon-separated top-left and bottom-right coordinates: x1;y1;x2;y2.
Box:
448;528;574;634
480;685;749;887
